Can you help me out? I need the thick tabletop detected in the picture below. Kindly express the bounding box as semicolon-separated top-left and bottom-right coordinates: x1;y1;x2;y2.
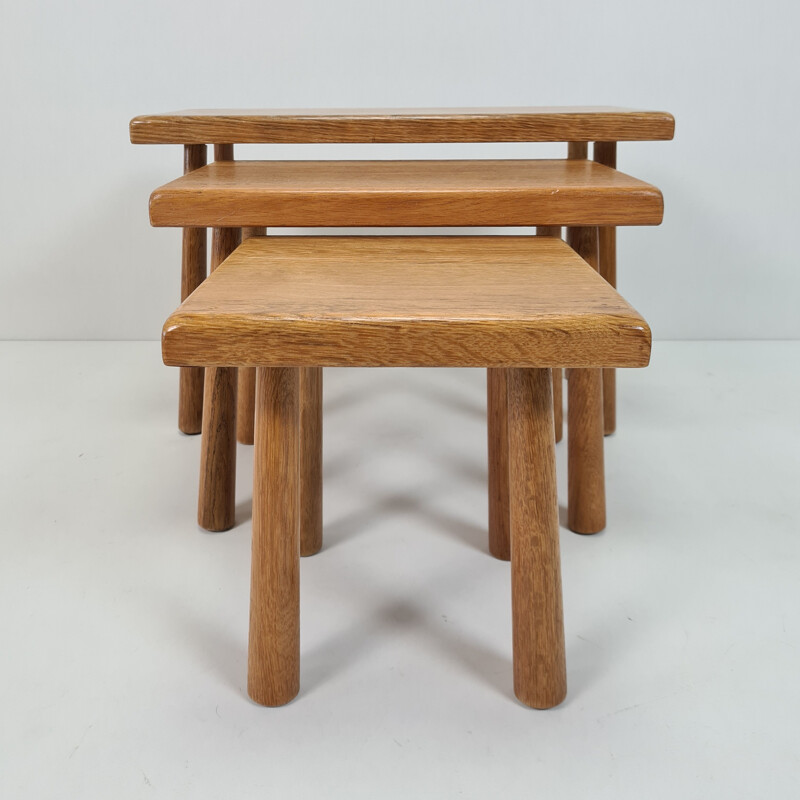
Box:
131;107;675;144
149;159;663;228
162;236;651;369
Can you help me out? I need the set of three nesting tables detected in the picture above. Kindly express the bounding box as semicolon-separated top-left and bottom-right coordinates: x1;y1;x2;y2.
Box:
130;107;674;708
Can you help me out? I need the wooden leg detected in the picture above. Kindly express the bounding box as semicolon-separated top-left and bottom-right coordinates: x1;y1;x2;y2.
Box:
536;226;564;444
565;225;605;535
236;368;256;445
553;368;563;443
248;367;301;707
567;367;605;534
487;368;510;560
198;367;238;531
198;223;240;531
599;224;617;437
300;367;323;557
178;144;207;434
236;227;267;445
508;368;567;709
594;141;618;436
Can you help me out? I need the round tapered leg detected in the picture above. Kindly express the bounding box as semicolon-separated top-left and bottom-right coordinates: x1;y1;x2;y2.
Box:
565;225;605;534
567;367;605;534
508;368;567;709
536;226;564;443
300;367;323;557
599;221;617;436
178;144;207;434
236;368;256;445
594;141;618;436
198;219;240;531
198;366;238;531
488;367;510;560
236;227;267;445
248;367;301;707
552;369;563;443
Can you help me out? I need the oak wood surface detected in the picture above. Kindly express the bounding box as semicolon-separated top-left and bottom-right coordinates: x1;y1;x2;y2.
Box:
487;368;510;561
248;367;300;706
162;236;651;369
299;367;323;557
130;107;675;144
536;226;564;443
197;219;240;532
508;367;566;708
565;227;606;534
594;142;619;436
149;159;663;228
177;144;207;435
236;226;266;445
567;142;589;160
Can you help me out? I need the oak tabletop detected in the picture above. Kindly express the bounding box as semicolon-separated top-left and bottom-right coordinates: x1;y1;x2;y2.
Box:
131;107;675;144
162;236;651;369
149;159;663;228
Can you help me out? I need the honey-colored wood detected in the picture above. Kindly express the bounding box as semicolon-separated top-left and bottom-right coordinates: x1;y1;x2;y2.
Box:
536;226;563;443
214;143;234;162
163;236;651;369
595;142;618;436
236;226;267;445
565;226;606;534
300;367;323;557
248;367;300;706
149;159;664;228
487;368;510;561
508;367;566;709
130;107;675;144
568;141;588;160
236;369;256;445
177;144;207;435
198;363;238;532
197;217;240;532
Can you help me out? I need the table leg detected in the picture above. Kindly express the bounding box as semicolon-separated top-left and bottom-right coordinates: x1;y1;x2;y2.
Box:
248;367;301;706
508;367;567;709
236;226;267;445
565;226;606;534
594;141;618;436
178;144;207;434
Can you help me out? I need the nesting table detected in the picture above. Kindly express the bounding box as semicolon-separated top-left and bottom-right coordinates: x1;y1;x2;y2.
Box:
131;107;673;707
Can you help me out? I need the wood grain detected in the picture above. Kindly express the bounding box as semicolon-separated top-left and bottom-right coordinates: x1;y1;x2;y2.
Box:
487;368;509;561
198;363;238;531
508;367;566;709
299;367;323;557
248;367;300;706
236;226;267;445
197;217;240;531
177;144;207;435
565;226;606;534
594;142;618;436
149;159;664;228
568;142;589;160
130;106;675;144
536;226;563;443
162;236;651;369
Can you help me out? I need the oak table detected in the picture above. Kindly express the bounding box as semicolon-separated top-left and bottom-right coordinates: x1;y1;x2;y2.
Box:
161;235;652;708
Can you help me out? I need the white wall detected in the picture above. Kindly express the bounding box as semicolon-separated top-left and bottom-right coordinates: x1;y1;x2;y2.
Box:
1;0;798;340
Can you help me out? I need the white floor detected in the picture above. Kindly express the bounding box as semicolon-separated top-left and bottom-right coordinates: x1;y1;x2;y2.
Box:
1;341;799;799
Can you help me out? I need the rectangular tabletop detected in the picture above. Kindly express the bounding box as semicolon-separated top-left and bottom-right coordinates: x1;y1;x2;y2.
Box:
131;107;675;144
149;159;663;228
162;236;651;369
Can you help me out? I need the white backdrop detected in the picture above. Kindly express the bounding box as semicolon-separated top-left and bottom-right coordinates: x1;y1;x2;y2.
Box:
1;0;798;340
